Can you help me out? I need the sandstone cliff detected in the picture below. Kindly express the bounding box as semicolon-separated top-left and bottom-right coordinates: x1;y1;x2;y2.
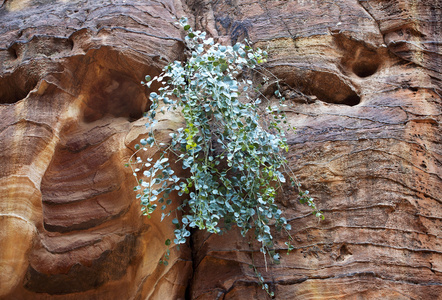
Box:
0;0;440;299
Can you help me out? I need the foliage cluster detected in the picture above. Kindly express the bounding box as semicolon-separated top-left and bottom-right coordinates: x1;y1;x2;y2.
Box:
129;18;322;285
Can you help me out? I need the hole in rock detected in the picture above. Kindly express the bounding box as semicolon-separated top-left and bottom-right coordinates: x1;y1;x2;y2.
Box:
69;48;162;123
309;72;361;106
342;94;361;106
271;68;361;106
352;60;379;78
81;69;150;123
0;68;39;104
334;33;382;78
7;46;18;59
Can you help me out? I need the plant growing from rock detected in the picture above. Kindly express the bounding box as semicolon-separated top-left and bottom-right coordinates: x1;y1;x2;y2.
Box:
129;17;323;293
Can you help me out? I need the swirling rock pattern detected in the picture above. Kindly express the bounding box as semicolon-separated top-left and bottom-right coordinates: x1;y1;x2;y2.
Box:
0;1;190;299
0;0;441;299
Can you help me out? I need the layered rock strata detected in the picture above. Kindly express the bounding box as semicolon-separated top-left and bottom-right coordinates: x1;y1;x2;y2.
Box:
187;0;442;298
0;0;441;299
0;1;191;299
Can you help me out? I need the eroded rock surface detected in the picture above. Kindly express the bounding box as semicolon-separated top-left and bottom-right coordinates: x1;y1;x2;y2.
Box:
0;0;441;299
0;1;190;299
187;0;442;299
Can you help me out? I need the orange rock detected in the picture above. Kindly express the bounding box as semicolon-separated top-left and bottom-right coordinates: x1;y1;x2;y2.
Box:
0;1;190;299
187;0;442;299
0;0;440;299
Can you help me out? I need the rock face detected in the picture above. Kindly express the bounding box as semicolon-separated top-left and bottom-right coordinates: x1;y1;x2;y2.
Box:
0;0;440;299
0;1;191;299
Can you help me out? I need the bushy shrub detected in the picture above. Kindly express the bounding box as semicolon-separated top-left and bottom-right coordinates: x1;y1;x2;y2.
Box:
129;17;322;292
